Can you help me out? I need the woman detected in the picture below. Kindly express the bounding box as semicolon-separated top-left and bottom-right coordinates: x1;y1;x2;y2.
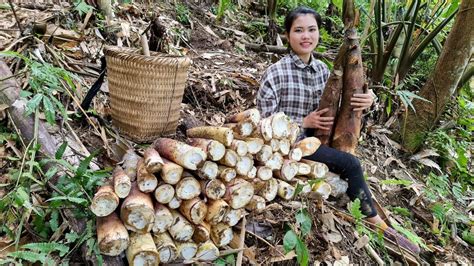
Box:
257;6;420;254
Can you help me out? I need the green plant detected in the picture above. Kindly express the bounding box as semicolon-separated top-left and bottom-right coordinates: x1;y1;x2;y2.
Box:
283;208;311;266
216;0;231;22
1;242;69;265
175;3;190;25
367;0;458;84
73;0;94;17
214;254;235;265
0;51;77;125
380;178;413;187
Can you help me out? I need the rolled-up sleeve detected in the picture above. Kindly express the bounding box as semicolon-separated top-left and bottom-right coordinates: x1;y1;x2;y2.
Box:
257;69;279;118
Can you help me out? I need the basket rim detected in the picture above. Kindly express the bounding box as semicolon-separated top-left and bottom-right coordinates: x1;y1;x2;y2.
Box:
104;45;192;66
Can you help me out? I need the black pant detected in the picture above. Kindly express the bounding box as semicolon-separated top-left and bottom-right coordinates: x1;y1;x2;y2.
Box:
304;145;377;218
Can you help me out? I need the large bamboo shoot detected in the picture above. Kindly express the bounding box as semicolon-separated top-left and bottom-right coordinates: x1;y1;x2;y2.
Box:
210;223;233;247
295;137;321;157
143;147;163;174
201;179;226;200
176;241;198;261
217;165;236;182
224;178;255;209
193;222;211;244
197;161;218;180
154;183;175;204
195;241;220;261
206;199;229;225
227;108;261;126
122;149;140;181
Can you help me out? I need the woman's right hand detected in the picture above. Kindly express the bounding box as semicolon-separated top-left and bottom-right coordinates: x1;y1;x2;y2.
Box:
303;108;334;130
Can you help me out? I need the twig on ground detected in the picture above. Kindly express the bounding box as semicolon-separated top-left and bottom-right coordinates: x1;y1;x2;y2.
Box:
236;215;247;266
7;0;23;36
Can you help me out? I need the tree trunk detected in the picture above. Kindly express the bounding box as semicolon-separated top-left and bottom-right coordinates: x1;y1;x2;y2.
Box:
400;0;474;152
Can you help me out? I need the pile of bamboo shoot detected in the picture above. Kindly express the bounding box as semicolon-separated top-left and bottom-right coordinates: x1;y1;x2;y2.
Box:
91;109;348;265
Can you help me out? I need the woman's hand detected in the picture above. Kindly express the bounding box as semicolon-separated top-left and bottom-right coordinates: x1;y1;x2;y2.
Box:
303;108;334;130
351;90;375;111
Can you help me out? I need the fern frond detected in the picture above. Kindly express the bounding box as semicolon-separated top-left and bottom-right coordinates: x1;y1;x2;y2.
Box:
7;250;46;263
22;242;69;257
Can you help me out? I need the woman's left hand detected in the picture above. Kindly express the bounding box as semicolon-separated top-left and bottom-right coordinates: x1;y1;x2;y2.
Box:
351;91;375;111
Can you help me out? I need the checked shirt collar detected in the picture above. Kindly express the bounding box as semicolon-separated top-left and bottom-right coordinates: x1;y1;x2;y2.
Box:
289;50;319;72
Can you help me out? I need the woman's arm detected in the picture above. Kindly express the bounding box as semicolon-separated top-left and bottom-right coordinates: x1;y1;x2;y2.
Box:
256;70;280;118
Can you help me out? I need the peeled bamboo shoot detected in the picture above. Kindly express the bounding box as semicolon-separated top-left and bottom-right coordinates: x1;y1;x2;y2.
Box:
168;210;195;241
152;232;177;264
210;223;233;247
91;184;119;217
201;179;226;200
97;212;129;256
154;183;175;204
197;161;218;180
186;126;234;147
144;147;163;173
113;166;131;198
295;137;321;157
206;199;229;225
120;183;155;233
224;178;255;209
153;138;206;170
160;158;183;185
179;197;208;224
152;203;173;233
136;158;158;193
175;174;201;200
126;232;159;266
188;138;226;161
195;241;219;261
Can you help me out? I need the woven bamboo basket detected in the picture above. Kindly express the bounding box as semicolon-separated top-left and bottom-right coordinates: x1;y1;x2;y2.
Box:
105;46;192;142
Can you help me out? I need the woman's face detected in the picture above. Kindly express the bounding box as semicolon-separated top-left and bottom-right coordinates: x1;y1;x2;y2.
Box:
287;14;319;62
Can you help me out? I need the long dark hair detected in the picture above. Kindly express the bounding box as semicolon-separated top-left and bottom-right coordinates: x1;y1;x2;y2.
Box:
284;6;322;33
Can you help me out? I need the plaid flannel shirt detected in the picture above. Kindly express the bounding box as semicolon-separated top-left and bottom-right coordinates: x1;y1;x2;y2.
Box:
257;51;330;129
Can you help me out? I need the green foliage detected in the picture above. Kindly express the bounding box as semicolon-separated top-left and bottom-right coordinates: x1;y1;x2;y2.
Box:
283;208;312;266
380;178;413;187
391;206;411;218
175;3;190;25
216;0;231;22
392;223;428;250
214;254;235;265
73;0;94;17
1;242;69;265
0;51;77;125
